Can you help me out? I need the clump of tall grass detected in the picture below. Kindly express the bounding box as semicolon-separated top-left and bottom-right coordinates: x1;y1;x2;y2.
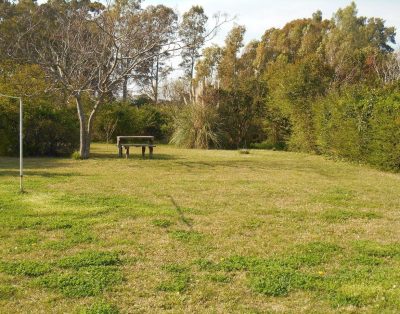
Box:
170;83;221;149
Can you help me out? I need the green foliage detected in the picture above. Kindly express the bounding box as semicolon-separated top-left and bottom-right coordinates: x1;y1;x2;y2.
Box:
179;5;208;79
315;86;400;170
0;100;79;157
93;102;170;143
266;54;332;152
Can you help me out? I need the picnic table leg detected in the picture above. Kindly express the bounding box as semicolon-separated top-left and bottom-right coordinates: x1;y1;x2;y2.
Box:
149;146;154;159
118;146;122;158
126;147;130;159
142;146;146;158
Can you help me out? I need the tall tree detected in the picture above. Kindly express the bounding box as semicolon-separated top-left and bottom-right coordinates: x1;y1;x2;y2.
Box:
7;0;178;158
218;25;246;90
195;44;223;87
136;51;173;103
179;5;208;83
118;4;177;102
324;2;396;84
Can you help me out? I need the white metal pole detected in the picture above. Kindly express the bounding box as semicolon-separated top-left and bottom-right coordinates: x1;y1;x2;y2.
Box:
19;97;23;193
0;93;23;193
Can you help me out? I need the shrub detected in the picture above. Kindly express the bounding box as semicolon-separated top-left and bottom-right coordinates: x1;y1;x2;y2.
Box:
170;102;221;149
315;85;400;171
71;151;81;160
0;100;79;157
93;102;171;143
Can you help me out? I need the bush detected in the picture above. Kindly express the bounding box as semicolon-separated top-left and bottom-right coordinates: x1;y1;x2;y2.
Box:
71;151;81;160
367;91;400;170
170;101;221;149
0;100;79;157
93;102;171;143
315;85;400;171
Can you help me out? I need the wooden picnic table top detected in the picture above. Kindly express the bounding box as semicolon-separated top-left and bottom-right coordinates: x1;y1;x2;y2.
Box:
117;136;154;140
119;144;156;147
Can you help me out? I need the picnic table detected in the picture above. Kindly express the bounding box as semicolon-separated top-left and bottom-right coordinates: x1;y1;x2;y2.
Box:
117;136;156;159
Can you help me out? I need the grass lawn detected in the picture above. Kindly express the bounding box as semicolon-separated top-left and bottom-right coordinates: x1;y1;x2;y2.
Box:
1;143;400;313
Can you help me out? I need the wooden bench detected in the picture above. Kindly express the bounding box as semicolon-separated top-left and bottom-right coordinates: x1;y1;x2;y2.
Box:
117;136;156;159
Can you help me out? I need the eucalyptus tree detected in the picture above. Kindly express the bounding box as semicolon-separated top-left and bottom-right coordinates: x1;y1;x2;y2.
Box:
324;2;396;84
136;51;173;103
118;3;178;102
195;44;223;87
179;5;208;84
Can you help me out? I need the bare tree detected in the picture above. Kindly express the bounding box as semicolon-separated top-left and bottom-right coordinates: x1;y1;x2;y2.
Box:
12;1;179;158
374;50;400;84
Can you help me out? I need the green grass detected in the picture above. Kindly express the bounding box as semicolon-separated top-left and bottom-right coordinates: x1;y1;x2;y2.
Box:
37;266;123;298
0;260;51;277
1;143;400;313
57;251;121;269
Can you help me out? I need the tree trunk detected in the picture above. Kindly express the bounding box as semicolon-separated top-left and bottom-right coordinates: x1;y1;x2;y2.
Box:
75;96;90;159
154;56;159;103
122;75;129;102
189;56;195;90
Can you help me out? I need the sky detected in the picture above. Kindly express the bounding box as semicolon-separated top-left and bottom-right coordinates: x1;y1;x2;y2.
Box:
144;0;400;46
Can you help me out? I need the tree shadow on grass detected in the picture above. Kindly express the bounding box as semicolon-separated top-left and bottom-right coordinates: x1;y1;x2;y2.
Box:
173;159;339;178
0;170;83;178
90;152;181;161
169;195;193;229
0;157;73;169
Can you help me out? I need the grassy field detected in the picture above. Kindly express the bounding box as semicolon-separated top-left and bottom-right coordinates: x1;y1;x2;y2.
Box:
1;144;400;313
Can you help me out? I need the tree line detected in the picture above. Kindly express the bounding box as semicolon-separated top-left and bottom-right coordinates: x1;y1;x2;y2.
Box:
1;1;400;170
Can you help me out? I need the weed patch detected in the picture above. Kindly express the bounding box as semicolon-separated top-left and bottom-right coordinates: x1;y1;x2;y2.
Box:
206;273;231;283
199;242;340;297
354;241;400;259
249;265;319;296
322;209;382;222
169;230;203;243
0;260;51;277
152;219;173;228
315;187;355;206
58;251;121;269
44;219;74;231
0;285;17;300
45;225;97;251
37;266;123;297
158;263;191;293
158;273;190;293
